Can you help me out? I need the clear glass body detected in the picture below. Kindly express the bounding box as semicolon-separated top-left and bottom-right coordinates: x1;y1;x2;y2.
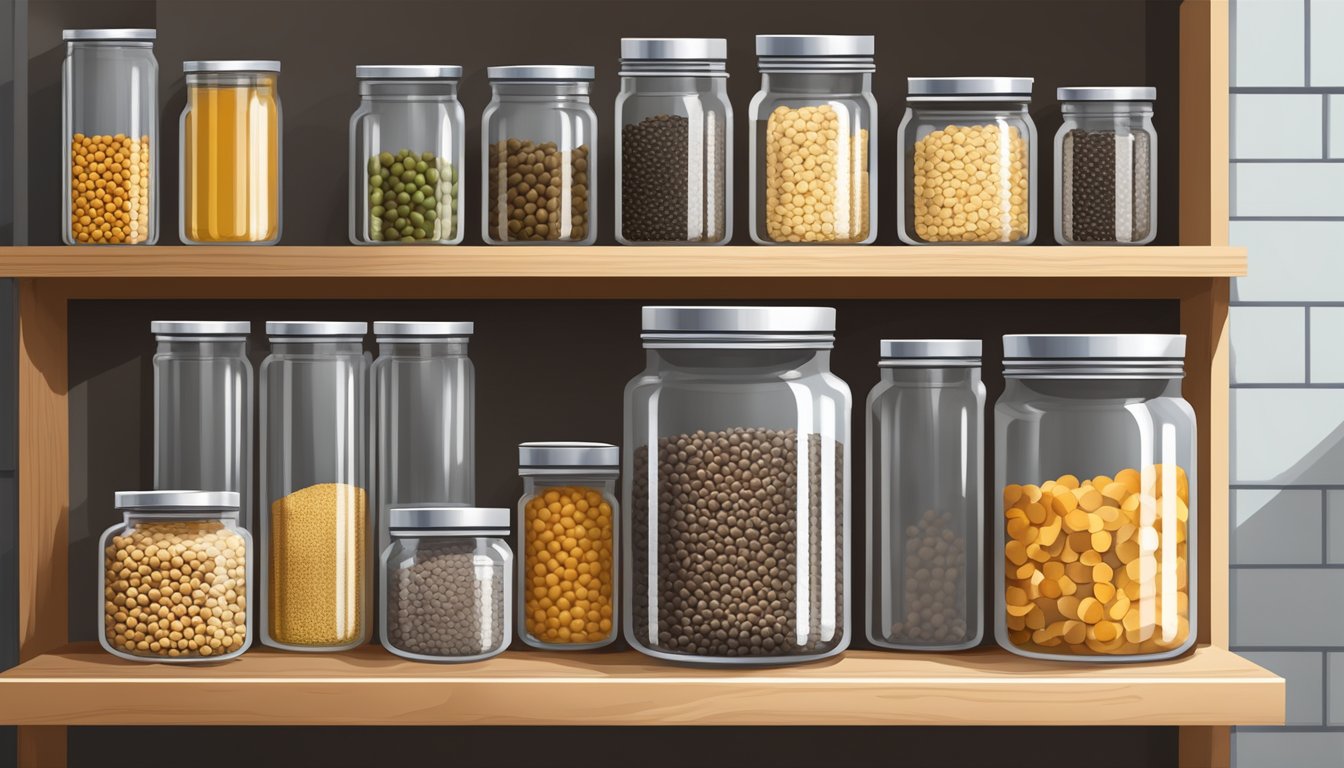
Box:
380;534;511;662
749;71;876;245
517;473;618;650
180;71;282;245
153;337;254;529
63;38;159;245
866;365;985;651
994;375;1197;661
623;345;852;665
1054;101;1157;245
100;511;252;662
897;101;1037;245
615;72;731;245
259;338;371;651
350;79;465;245
482;80;597;245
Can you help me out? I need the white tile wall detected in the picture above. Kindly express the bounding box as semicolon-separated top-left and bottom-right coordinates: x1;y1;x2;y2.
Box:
1234;0;1307;86
1311;0;1344;85
1232;163;1344;217
1231;221;1344;302
1310;307;1344;382
1233;569;1344;646
1232;389;1344;483
1233;94;1323;158
1329;96;1344;158
1235;489;1324;563
1231;306;1308;383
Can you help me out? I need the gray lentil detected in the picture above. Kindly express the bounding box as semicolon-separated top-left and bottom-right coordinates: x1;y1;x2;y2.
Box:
386;539;504;658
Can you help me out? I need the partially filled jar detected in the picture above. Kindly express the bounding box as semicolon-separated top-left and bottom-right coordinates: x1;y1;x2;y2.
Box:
749;35;876;245
181;60;282;245
1055;87;1158;245
349;66;464;244
517;442;618;650
483;66;597;244
624;306;851;664
995;334;1196;661
615;38;731;245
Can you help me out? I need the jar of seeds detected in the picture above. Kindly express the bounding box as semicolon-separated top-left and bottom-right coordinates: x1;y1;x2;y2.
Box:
1054;87;1158;245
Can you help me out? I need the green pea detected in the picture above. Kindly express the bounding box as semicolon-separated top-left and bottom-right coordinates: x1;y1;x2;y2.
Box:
368;157;381;175
421;198;436;212
421;151;434;163
394;217;407;229
410;211;425;227
414;173;426;187
412;227;426;239
413;160;426;173
400;225;414;236
425;168;439;184
411;190;425;205
401;169;417;182
423;208;438;222
396;191;411;205
369;174;383;188
370;190;383;206
393;182;406;193
397;148;410;159
400;235;415;242
397;204;411;217
379;152;395;167
416;184;431;198
449;166;458;183
371;205;385;219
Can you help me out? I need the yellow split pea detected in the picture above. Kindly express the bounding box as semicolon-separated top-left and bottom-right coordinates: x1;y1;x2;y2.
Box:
764;104;870;243
70;133;151;244
912;123;1029;243
523;486;614;645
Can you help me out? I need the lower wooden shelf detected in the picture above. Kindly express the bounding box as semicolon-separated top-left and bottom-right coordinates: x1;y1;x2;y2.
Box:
0;643;1282;726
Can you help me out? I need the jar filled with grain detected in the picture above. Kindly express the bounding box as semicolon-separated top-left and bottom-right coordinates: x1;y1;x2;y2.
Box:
62;29;159;245
259;321;372;652
897;77;1037;245
482;66;597;245
1054;87;1158;245
624;307;852;665
866;340;984;652
517;442;619;650
995;334;1196;661
749;35;876;245
100;491;250;663
380;506;512;663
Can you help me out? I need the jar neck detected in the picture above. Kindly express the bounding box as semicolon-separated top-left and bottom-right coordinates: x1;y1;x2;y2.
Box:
909;100;1030;117
69;40;154;53
376;340;469;357
521;473;618;493
760;71;870;95
359;79;460;101
187;72;277;89
123;510;238;524
648;346;829;373
156;338;247;357
1063;101;1153;118
620;74;728;96
490;81;591;102
1008;375;1184;399
879;365;981;386
268;339;364;355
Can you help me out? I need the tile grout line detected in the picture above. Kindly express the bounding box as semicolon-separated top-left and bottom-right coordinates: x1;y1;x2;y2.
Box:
1325;94;1332;159
1305;0;1312;87
1306;306;1313;384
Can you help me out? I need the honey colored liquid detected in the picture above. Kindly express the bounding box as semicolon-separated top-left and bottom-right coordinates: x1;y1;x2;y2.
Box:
183;79;279;242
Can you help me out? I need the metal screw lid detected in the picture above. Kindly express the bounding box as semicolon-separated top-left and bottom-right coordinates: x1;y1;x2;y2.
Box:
184;60;281;73
880;339;982;360
487;65;594;81
642;306;835;334
115;490;240;510
519;441;619;469
388;505;511;532
1003;334;1186;360
356;65;462;80
64;29;156;41
265;321;367;337
373;321;474;338
907;76;1033;100
756;34;874;57
151;320;251;337
621;38;727;61
1057;86;1157;102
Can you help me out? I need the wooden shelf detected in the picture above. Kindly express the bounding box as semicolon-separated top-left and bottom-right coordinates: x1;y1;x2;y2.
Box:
0;644;1282;727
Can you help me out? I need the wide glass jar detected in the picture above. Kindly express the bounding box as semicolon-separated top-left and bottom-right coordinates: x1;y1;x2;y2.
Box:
62;29;158;245
180;60;282;245
259;321;371;652
482;66;597;245
624;306;851;665
897;77;1036;245
380;506;512;663
866;340;984;651
517;442;618;650
615;38;731;245
350;66;464;245
152;321;254;529
1055;87;1158;245
995;334;1196;661
749;35;876;245
100;491;251;662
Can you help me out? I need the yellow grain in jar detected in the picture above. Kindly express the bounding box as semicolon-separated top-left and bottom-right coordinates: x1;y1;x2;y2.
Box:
763;104;870;243
267;482;367;647
522;486;614;645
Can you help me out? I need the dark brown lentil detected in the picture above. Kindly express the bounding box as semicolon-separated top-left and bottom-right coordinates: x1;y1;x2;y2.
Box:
621;115;690;242
487;139;590;242
1061;130;1152;243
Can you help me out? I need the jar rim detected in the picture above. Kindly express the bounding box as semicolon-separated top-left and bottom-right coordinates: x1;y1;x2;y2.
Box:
388;505;510;533
487;65;594;81
115;490;239;511
908;76;1032;100
518;441;619;470
1058;86;1156;102
356;65;461;80
184;60;280;74
880;339;982;361
64;28;155;41
151;320;251;337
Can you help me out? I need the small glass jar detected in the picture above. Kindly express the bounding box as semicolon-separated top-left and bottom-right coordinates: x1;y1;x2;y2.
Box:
180;60;282;245
100;491;251;662
350;66;465;245
995;334;1196;662
259;321;371;652
615;38;731;245
482;66;597;245
517;442;619;650
62;29;159;245
1055;87;1158;245
624;306;851;665
152;321;254;530
897;77;1037;245
749;35;876;245
380;506;512;663
866;340;984;651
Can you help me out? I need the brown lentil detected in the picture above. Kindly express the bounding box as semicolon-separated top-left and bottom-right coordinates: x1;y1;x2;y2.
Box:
487;139;590;242
884;509;970;646
764;105;870;243
70;133;151;244
268;482;368;647
386;539;505;658
912;123;1029;243
523;486;615;645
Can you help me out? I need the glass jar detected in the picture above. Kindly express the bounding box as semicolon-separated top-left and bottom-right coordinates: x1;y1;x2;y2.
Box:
1055;87;1158;245
380;506;512;663
897;77;1037;245
615;38;731;245
152;321;254;529
995;334;1196;661
350;66;465;245
749;35;876;245
517;442;619;650
100;491;251;662
181;60;282;245
866;340;984;651
482;66;597;245
62;29;158;245
259;321;371;652
623;306;851;665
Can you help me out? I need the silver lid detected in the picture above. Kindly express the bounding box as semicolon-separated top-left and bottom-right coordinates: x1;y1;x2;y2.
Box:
1057;86;1157;102
756;34;874;57
151;320;251;337
388;505;511;532
908;77;1033;100
519;441;619;469
1003;334;1186;360
115;490;240;510
184;60;281;74
642;306;835;334
880;339;982;360
64;29;156;41
265;321;367;337
356;65;462;80
487;65;594;81
622;38;727;61
373;321;474;338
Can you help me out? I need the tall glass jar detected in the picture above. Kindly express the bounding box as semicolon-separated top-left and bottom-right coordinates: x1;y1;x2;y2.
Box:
866;340;984;651
624;306;851;665
517;442;619;650
62;29;158;245
897;77;1037;245
259;321;371;652
181;60;282;245
350;66;464;245
1055;87;1158;245
995;334;1196;662
615;38;731;245
749;35;876;245
482;66;597;245
152;321;254;529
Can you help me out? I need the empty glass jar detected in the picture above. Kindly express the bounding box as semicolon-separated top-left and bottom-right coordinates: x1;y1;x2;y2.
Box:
1055;87;1158;245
